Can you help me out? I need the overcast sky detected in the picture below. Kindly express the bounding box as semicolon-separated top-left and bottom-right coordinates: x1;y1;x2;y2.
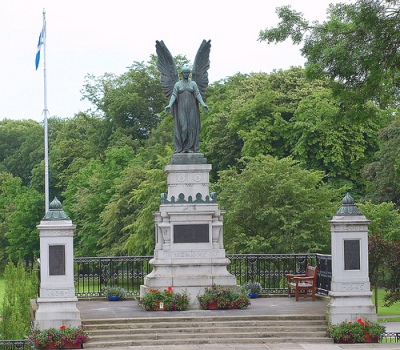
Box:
1;0;340;122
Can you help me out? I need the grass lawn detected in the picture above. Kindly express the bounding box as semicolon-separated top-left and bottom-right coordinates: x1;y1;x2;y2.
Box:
373;288;400;321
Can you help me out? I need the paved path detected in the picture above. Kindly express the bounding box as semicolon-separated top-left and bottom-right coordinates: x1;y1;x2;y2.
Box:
77;297;400;350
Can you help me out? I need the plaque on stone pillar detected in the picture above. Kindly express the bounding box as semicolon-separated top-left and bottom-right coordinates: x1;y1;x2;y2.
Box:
344;239;360;270
173;224;209;243
49;245;65;275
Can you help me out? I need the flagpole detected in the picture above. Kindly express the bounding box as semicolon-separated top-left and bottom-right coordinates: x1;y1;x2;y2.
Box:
42;9;50;214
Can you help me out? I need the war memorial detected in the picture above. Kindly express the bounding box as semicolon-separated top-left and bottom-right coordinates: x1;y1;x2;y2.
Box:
28;40;388;348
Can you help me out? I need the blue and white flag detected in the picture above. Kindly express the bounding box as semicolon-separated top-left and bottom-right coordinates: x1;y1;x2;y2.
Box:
35;26;45;70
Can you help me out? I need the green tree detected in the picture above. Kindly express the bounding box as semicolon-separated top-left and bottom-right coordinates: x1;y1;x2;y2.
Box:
216;155;341;254
0;173;42;264
383;240;400;306
98;164;146;256
363;117;400;207
368;233;390;312
359;201;400;241
124;147;171;256
63;145;136;256
259;0;400;107
0;119;44;186
290;88;383;191
0;261;37;339
81;59;167;142
202;68;329;180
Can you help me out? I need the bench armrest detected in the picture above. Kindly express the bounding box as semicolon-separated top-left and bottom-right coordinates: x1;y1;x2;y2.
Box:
286;273;306;279
293;276;314;281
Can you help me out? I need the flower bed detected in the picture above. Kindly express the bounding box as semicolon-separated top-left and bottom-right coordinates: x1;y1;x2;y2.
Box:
327;318;385;343
197;284;250;310
29;325;88;349
140;287;189;311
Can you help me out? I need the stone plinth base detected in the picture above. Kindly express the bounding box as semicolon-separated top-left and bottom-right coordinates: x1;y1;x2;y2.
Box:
141;155;237;308
141;248;237;307
327;291;377;324
34;297;81;329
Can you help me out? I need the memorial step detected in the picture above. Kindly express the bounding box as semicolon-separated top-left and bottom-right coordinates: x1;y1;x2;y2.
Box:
83;315;332;348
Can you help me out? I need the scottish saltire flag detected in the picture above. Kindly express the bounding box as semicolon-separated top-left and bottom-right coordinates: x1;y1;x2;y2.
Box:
35;26;45;70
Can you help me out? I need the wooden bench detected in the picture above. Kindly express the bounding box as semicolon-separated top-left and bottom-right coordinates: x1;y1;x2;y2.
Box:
286;265;318;301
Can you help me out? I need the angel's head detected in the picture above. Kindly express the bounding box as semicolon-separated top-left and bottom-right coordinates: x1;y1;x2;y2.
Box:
181;65;191;79
181;65;191;73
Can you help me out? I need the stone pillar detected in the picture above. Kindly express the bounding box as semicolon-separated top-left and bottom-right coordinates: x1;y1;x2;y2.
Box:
34;198;81;329
141;153;236;306
326;193;377;324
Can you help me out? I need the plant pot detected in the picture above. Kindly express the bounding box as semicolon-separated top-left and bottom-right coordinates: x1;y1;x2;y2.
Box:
248;292;258;299
364;332;379;343
157;300;166;311
107;295;120;301
37;341;83;349
207;301;218;310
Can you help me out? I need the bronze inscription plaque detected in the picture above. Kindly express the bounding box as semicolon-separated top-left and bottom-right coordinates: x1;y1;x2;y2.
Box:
173;224;209;243
49;245;65;275
344;239;360;270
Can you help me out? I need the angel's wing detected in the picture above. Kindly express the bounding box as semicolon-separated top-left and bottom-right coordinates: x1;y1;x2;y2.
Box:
156;40;178;99
192;40;211;99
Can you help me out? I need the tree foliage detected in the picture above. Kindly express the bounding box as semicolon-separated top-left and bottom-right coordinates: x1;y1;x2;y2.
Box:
0;41;397;266
81;59;166;141
0;261;37;339
363;117;400;207
291;88;384;191
259;0;400;107
0;173;42;264
0;119;44;186
216;155;341;254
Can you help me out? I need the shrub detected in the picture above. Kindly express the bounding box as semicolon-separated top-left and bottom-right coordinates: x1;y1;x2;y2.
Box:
327;318;385;343
140;287;189;311
0;261;37;340
29;325;89;347
197;284;250;310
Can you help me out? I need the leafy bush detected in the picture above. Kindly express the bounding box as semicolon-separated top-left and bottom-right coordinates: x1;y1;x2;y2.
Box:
140;287;189;311
29;325;89;347
197;284;250;310
328;318;385;343
0;261;37;340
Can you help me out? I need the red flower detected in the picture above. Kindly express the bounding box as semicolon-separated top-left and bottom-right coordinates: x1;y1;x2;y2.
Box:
60;325;67;329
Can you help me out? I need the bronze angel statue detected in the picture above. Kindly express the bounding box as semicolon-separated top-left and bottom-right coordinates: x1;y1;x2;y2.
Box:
156;40;211;153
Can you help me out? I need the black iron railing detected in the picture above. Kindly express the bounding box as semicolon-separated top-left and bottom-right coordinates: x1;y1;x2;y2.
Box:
227;253;331;296
73;254;331;298
74;256;152;297
0;340;31;349
381;332;400;343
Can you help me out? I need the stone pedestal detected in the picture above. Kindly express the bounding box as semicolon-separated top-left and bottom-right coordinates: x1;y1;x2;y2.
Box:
327;193;377;324
34;198;81;329
141;154;236;306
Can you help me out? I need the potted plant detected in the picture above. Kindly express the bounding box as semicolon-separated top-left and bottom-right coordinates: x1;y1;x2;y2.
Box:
29;325;89;349
102;286;126;301
197;284;250;310
327;318;385;343
243;282;262;298
140;287;189;311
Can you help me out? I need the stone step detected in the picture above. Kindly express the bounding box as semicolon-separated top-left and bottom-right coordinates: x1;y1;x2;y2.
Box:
84;320;327;331
83;314;326;324
82;315;331;348
84;337;332;348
